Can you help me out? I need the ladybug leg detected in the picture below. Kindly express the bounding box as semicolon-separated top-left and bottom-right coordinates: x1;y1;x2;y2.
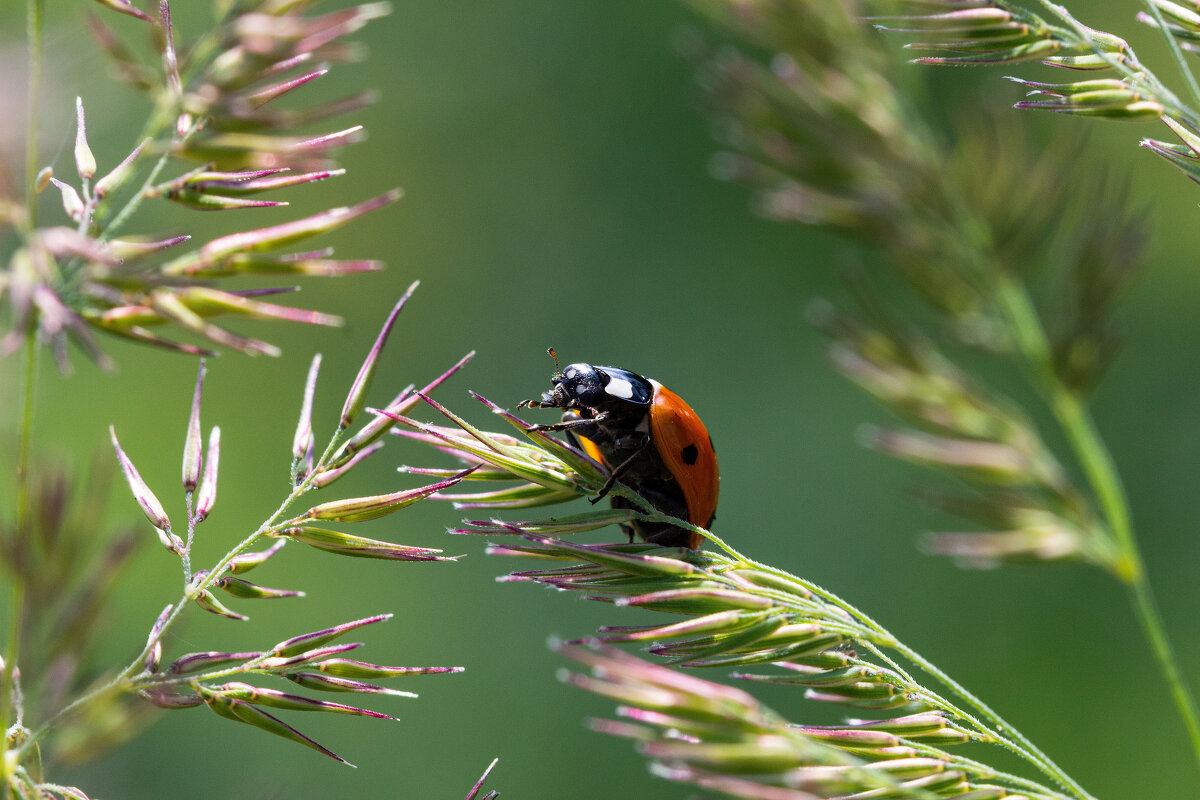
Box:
591;439;648;503
528;411;608;434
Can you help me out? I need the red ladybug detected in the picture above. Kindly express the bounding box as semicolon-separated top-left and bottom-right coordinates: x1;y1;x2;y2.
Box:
520;353;718;549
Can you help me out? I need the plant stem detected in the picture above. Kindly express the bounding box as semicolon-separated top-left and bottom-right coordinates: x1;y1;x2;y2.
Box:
625;501;1092;797
1141;0;1200;110
893;641;1094;800
2;333;39;776
931;743;1076;800
993;274;1200;771
98;147;174;243
24;0;44;230
13;324;38;562
95;2;238;242
15;428;348;760
5;0;43;779
1029;0;1197;125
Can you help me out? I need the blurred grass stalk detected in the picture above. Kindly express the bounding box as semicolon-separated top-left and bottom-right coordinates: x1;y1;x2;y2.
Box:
0;0;491;795
4;0;48;764
681;0;1200;776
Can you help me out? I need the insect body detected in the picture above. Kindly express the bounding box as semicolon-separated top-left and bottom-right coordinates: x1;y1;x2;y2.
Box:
520;359;718;549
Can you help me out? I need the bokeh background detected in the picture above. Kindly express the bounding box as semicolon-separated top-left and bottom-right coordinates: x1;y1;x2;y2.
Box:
2;1;1200;797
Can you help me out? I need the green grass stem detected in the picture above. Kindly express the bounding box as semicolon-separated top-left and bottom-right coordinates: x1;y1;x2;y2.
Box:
623;496;1093;798
993;273;1200;774
2;332;39;780
14;423;349;762
1141;0;1200;110
23;0;43;231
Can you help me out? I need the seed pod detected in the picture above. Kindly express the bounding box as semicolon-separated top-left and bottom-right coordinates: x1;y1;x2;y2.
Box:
182;361;205;492
94;138;150;198
143;604;173;673
227;540;286;574
216;576;304;599
168;650;261;675
89;0;153;22
109;426;173;539
300;468;473;522
198;685;350;765
215;681;395;719
269;613;391;658
192;588;248;621
279;526;449;561
284;671;418;697
50;179;85;222
194;426;221;523
340;281;418;428
75;97;96;181
292;353;321;469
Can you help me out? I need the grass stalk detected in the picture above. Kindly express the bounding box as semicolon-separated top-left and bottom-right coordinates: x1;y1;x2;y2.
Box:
625;498;1091;797
98;147;175;242
1141;0;1200;110
4;0;42;770
993;274;1200;772
2;332;39;772
1023;0;1196;124
99;3;239;241
14;426;348;761
891;641;1093;800
23;0;43;231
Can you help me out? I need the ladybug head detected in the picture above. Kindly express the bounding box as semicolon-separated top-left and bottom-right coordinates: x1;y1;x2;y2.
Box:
540;362;605;408
518;362;606;410
520;354;652;413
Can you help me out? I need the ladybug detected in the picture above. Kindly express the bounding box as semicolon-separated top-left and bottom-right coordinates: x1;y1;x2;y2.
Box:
519;351;718;549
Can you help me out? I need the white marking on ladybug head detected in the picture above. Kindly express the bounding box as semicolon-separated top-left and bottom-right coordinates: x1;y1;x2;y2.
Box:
606;377;634;399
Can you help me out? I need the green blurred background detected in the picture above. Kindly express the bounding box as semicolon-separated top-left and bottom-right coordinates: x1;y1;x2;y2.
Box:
2;0;1200;796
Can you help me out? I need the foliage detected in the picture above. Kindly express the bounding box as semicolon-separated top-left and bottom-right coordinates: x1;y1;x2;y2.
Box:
0;1;486;796
2;0;1198;797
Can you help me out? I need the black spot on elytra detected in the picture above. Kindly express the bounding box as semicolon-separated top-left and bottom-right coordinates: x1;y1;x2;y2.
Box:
680;443;699;465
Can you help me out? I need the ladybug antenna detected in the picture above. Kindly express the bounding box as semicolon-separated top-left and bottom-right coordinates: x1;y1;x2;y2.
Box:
547;347;561;373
